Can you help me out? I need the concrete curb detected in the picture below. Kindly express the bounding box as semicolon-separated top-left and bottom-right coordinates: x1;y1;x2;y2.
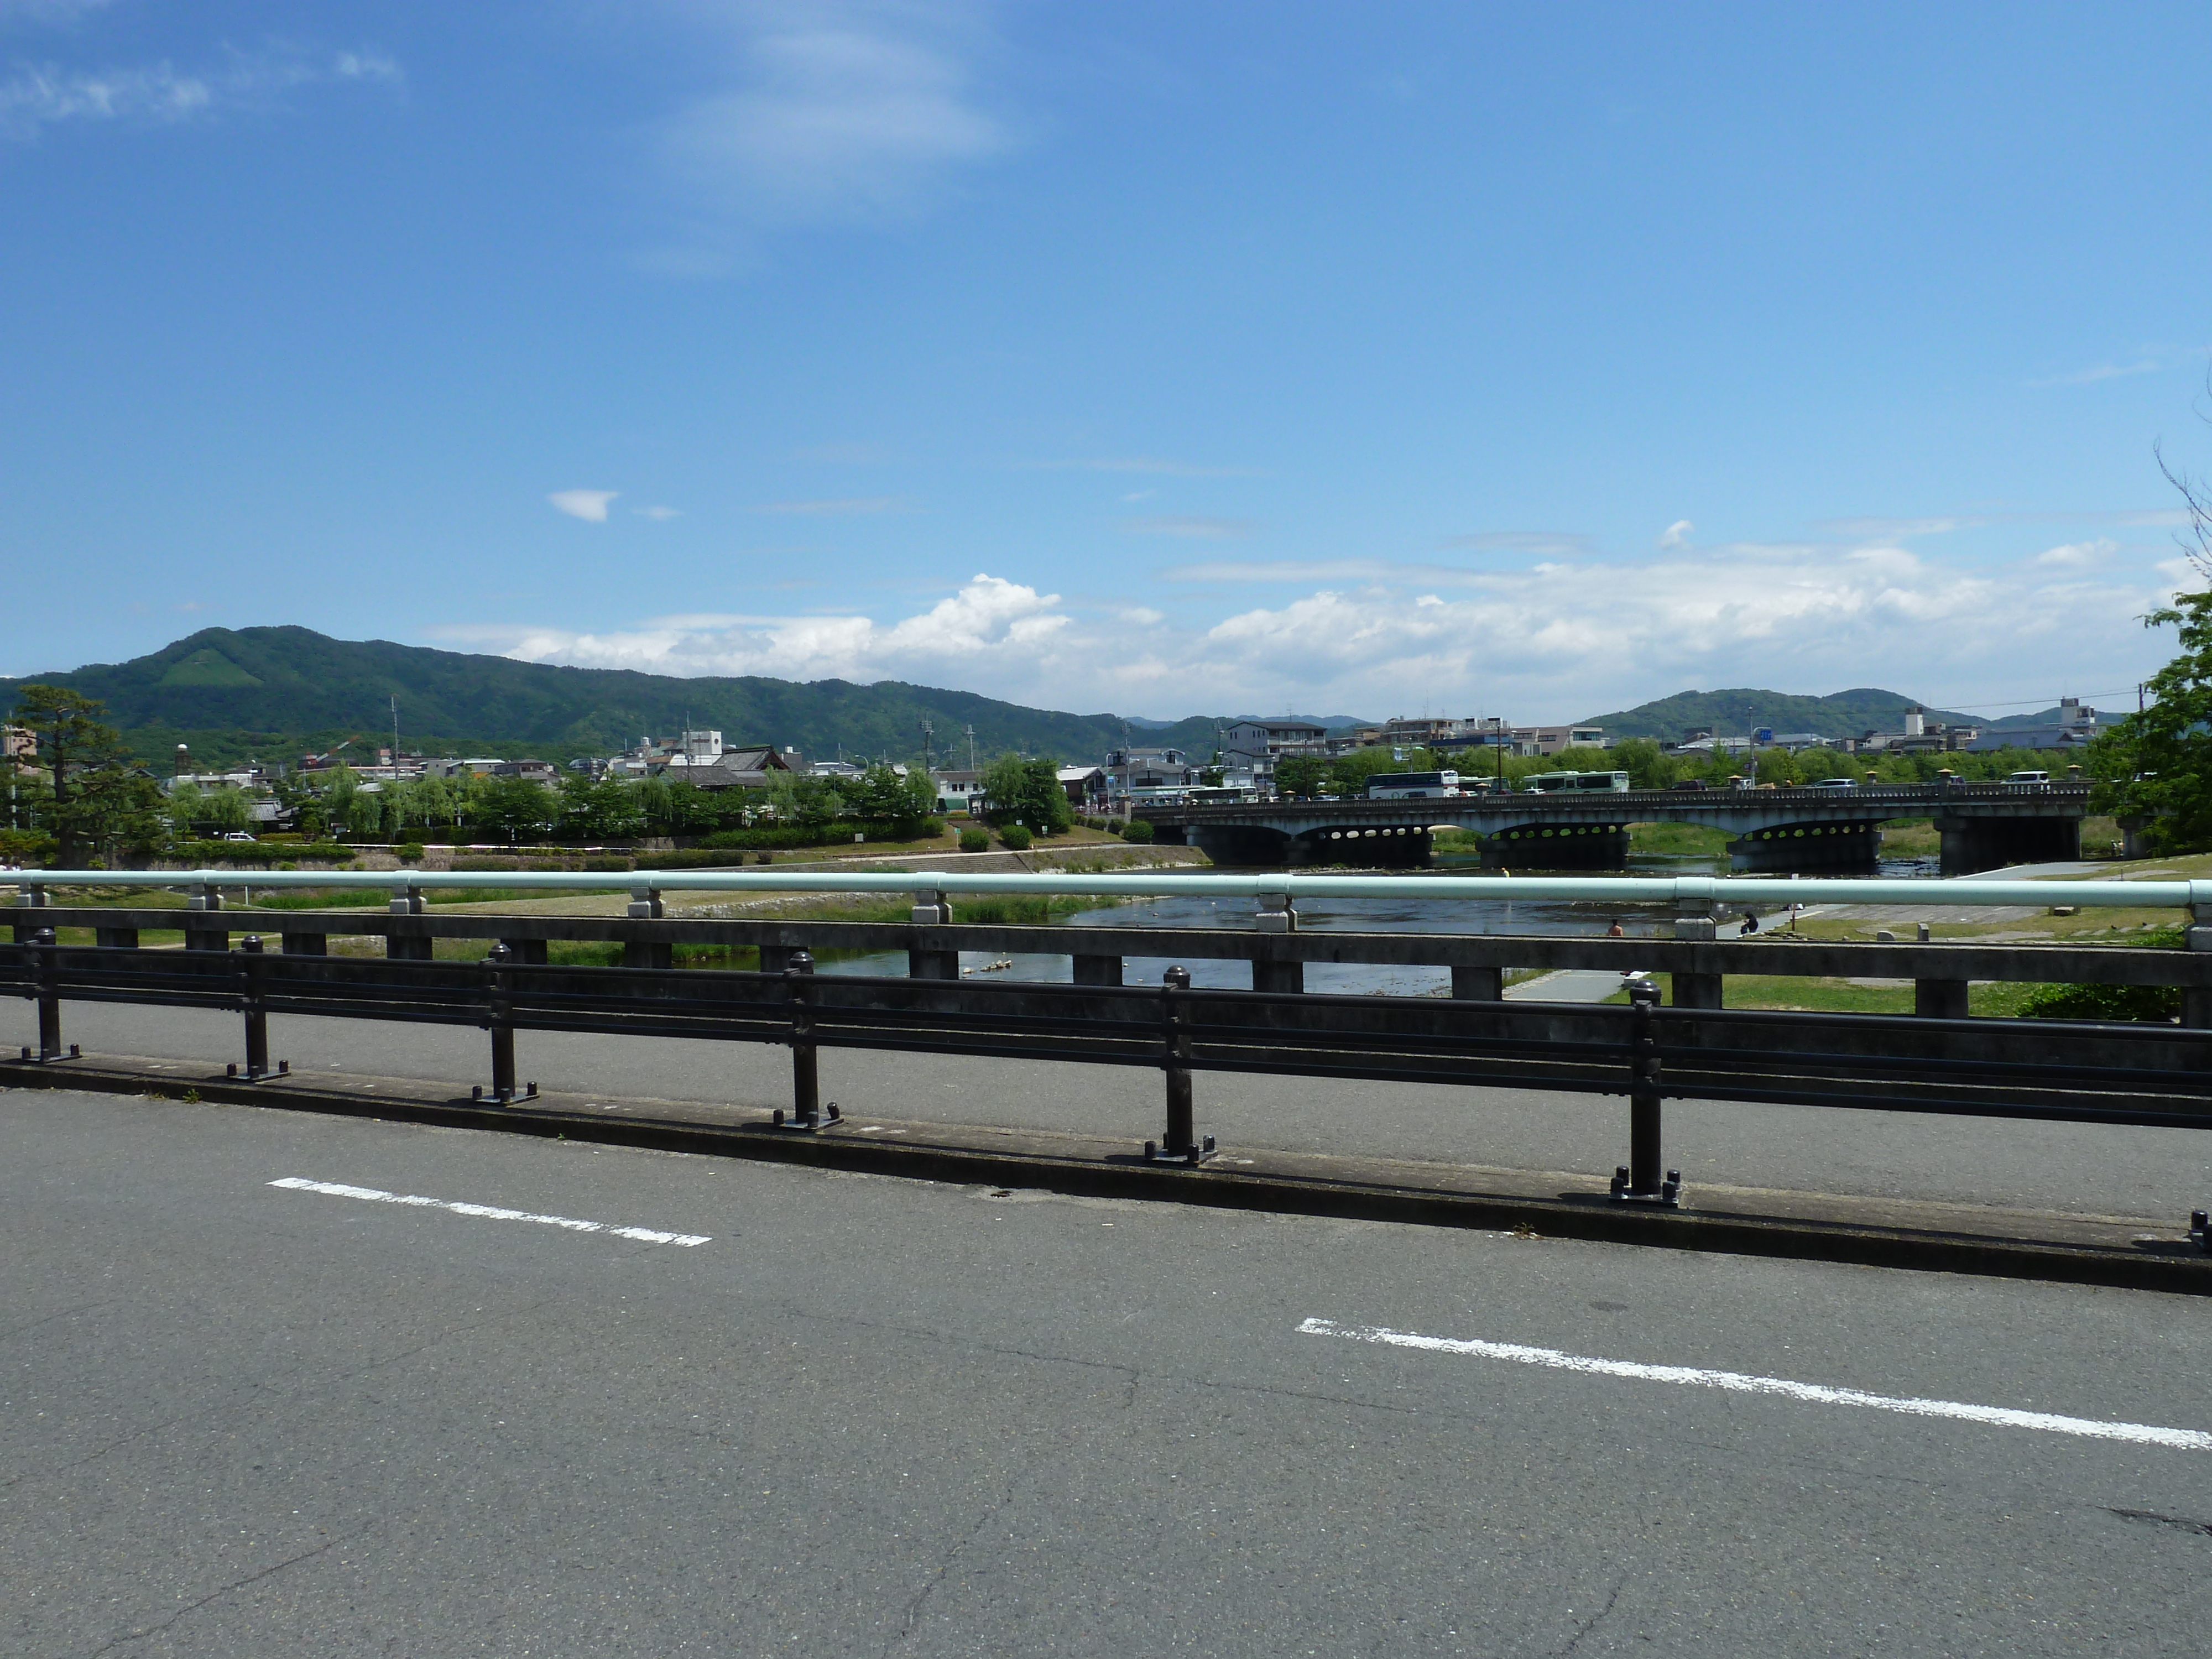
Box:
5;1056;2207;1295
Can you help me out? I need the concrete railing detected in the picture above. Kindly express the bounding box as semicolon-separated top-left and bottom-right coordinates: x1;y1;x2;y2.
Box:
7;867;2203;909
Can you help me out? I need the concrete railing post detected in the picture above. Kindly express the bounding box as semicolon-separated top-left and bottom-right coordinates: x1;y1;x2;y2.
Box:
906;888;959;981
1251;891;1303;994
1451;964;1504;1001
2187;895;2212;1030
1072;952;1124;986
183;884;229;954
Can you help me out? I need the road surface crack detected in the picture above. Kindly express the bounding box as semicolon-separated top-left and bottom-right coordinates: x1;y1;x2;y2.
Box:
84;1522;374;1656
1553;1577;1624;1656
2109;1506;2212;1538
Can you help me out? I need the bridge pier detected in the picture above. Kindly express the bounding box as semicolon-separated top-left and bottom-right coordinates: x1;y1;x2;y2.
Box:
1936;815;2080;876
1726;823;1881;873
1302;826;1432;866
1479;825;1627;869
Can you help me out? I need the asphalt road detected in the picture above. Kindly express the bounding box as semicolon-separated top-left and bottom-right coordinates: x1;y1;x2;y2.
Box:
10;997;2210;1224
3;1087;2209;1657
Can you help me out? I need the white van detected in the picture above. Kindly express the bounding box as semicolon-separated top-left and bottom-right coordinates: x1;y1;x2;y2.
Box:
2004;770;2051;789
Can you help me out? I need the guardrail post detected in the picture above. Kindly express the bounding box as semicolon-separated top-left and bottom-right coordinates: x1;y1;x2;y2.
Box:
499;937;547;966
1451;964;1503;1001
1914;978;1969;1019
1145;964;1215;1166
772;949;839;1130
1610;979;1679;1206
907;888;959;980
184;883;228;954
473;943;524;1105
231;936;279;1082
20;927;76;1064
627;886;664;919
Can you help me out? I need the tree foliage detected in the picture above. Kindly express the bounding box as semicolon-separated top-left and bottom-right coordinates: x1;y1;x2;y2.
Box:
2086;590;2212;853
980;753;1072;834
7;684;165;864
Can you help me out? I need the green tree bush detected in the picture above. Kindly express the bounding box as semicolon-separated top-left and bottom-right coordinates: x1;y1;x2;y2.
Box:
980;753;1073;834
7;684;165;865
997;823;1033;851
1122;818;1154;843
2089;589;2212;854
959;827;989;853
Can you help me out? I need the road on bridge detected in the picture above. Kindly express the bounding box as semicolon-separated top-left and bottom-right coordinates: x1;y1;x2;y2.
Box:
12;997;2208;1228
4;1088;2208;1656
4;1093;2212;1659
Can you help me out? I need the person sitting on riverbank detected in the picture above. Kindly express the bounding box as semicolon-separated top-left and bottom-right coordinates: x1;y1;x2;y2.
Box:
1741;910;1760;935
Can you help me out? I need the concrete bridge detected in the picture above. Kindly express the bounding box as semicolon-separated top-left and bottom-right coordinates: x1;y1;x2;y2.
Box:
1147;781;2091;873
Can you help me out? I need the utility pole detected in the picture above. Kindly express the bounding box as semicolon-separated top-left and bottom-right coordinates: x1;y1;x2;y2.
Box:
964;723;977;773
390;696;400;776
920;716;933;775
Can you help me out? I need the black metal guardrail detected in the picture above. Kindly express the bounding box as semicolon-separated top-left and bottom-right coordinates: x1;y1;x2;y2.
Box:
7;931;2211;1208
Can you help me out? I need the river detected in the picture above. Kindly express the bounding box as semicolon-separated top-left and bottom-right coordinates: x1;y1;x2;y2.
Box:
811;851;1944;996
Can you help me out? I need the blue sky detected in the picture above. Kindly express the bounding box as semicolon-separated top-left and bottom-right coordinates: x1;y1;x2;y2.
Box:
4;1;2209;723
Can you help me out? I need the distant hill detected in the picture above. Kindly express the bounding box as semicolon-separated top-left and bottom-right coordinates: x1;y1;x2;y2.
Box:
1578;687;1981;743
0;627;1238;771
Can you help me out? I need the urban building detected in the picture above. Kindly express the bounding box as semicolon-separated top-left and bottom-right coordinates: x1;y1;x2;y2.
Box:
1965;697;2100;753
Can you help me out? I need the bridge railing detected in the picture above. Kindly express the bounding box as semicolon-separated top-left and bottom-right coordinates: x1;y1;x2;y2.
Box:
4;930;2209;1211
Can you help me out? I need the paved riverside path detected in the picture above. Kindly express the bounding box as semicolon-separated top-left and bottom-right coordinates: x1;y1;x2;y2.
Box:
4;1087;2209;1657
12;997;2209;1227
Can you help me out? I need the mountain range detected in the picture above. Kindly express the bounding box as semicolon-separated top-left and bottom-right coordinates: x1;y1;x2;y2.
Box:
2;626;2065;769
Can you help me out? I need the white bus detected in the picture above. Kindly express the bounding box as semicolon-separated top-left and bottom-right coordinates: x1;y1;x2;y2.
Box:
1520;770;1631;795
1365;770;1461;800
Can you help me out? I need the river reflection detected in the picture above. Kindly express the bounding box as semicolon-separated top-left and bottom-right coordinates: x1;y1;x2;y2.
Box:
810;853;1944;997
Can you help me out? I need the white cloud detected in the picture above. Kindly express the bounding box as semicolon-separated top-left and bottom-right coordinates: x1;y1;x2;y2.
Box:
1658;519;1694;550
549;489;618;522
444;573;1069;685
428;542;2183;722
658;2;1008;235
1438;530;1599;556
632;505;683;521
2034;538;2117;568
0;46;400;140
1123;515;1256;540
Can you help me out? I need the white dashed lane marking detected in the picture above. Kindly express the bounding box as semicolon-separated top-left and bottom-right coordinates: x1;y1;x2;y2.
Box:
1299;1318;2211;1451
269;1177;711;1246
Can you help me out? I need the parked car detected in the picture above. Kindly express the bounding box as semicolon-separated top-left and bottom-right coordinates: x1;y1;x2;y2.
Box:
219;831;258;842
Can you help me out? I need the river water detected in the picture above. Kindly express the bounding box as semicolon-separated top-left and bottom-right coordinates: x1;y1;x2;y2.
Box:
812;852;1944;997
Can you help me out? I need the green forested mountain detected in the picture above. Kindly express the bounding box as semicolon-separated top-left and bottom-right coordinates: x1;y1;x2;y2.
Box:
1578;686;1980;742
0;627;1235;770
